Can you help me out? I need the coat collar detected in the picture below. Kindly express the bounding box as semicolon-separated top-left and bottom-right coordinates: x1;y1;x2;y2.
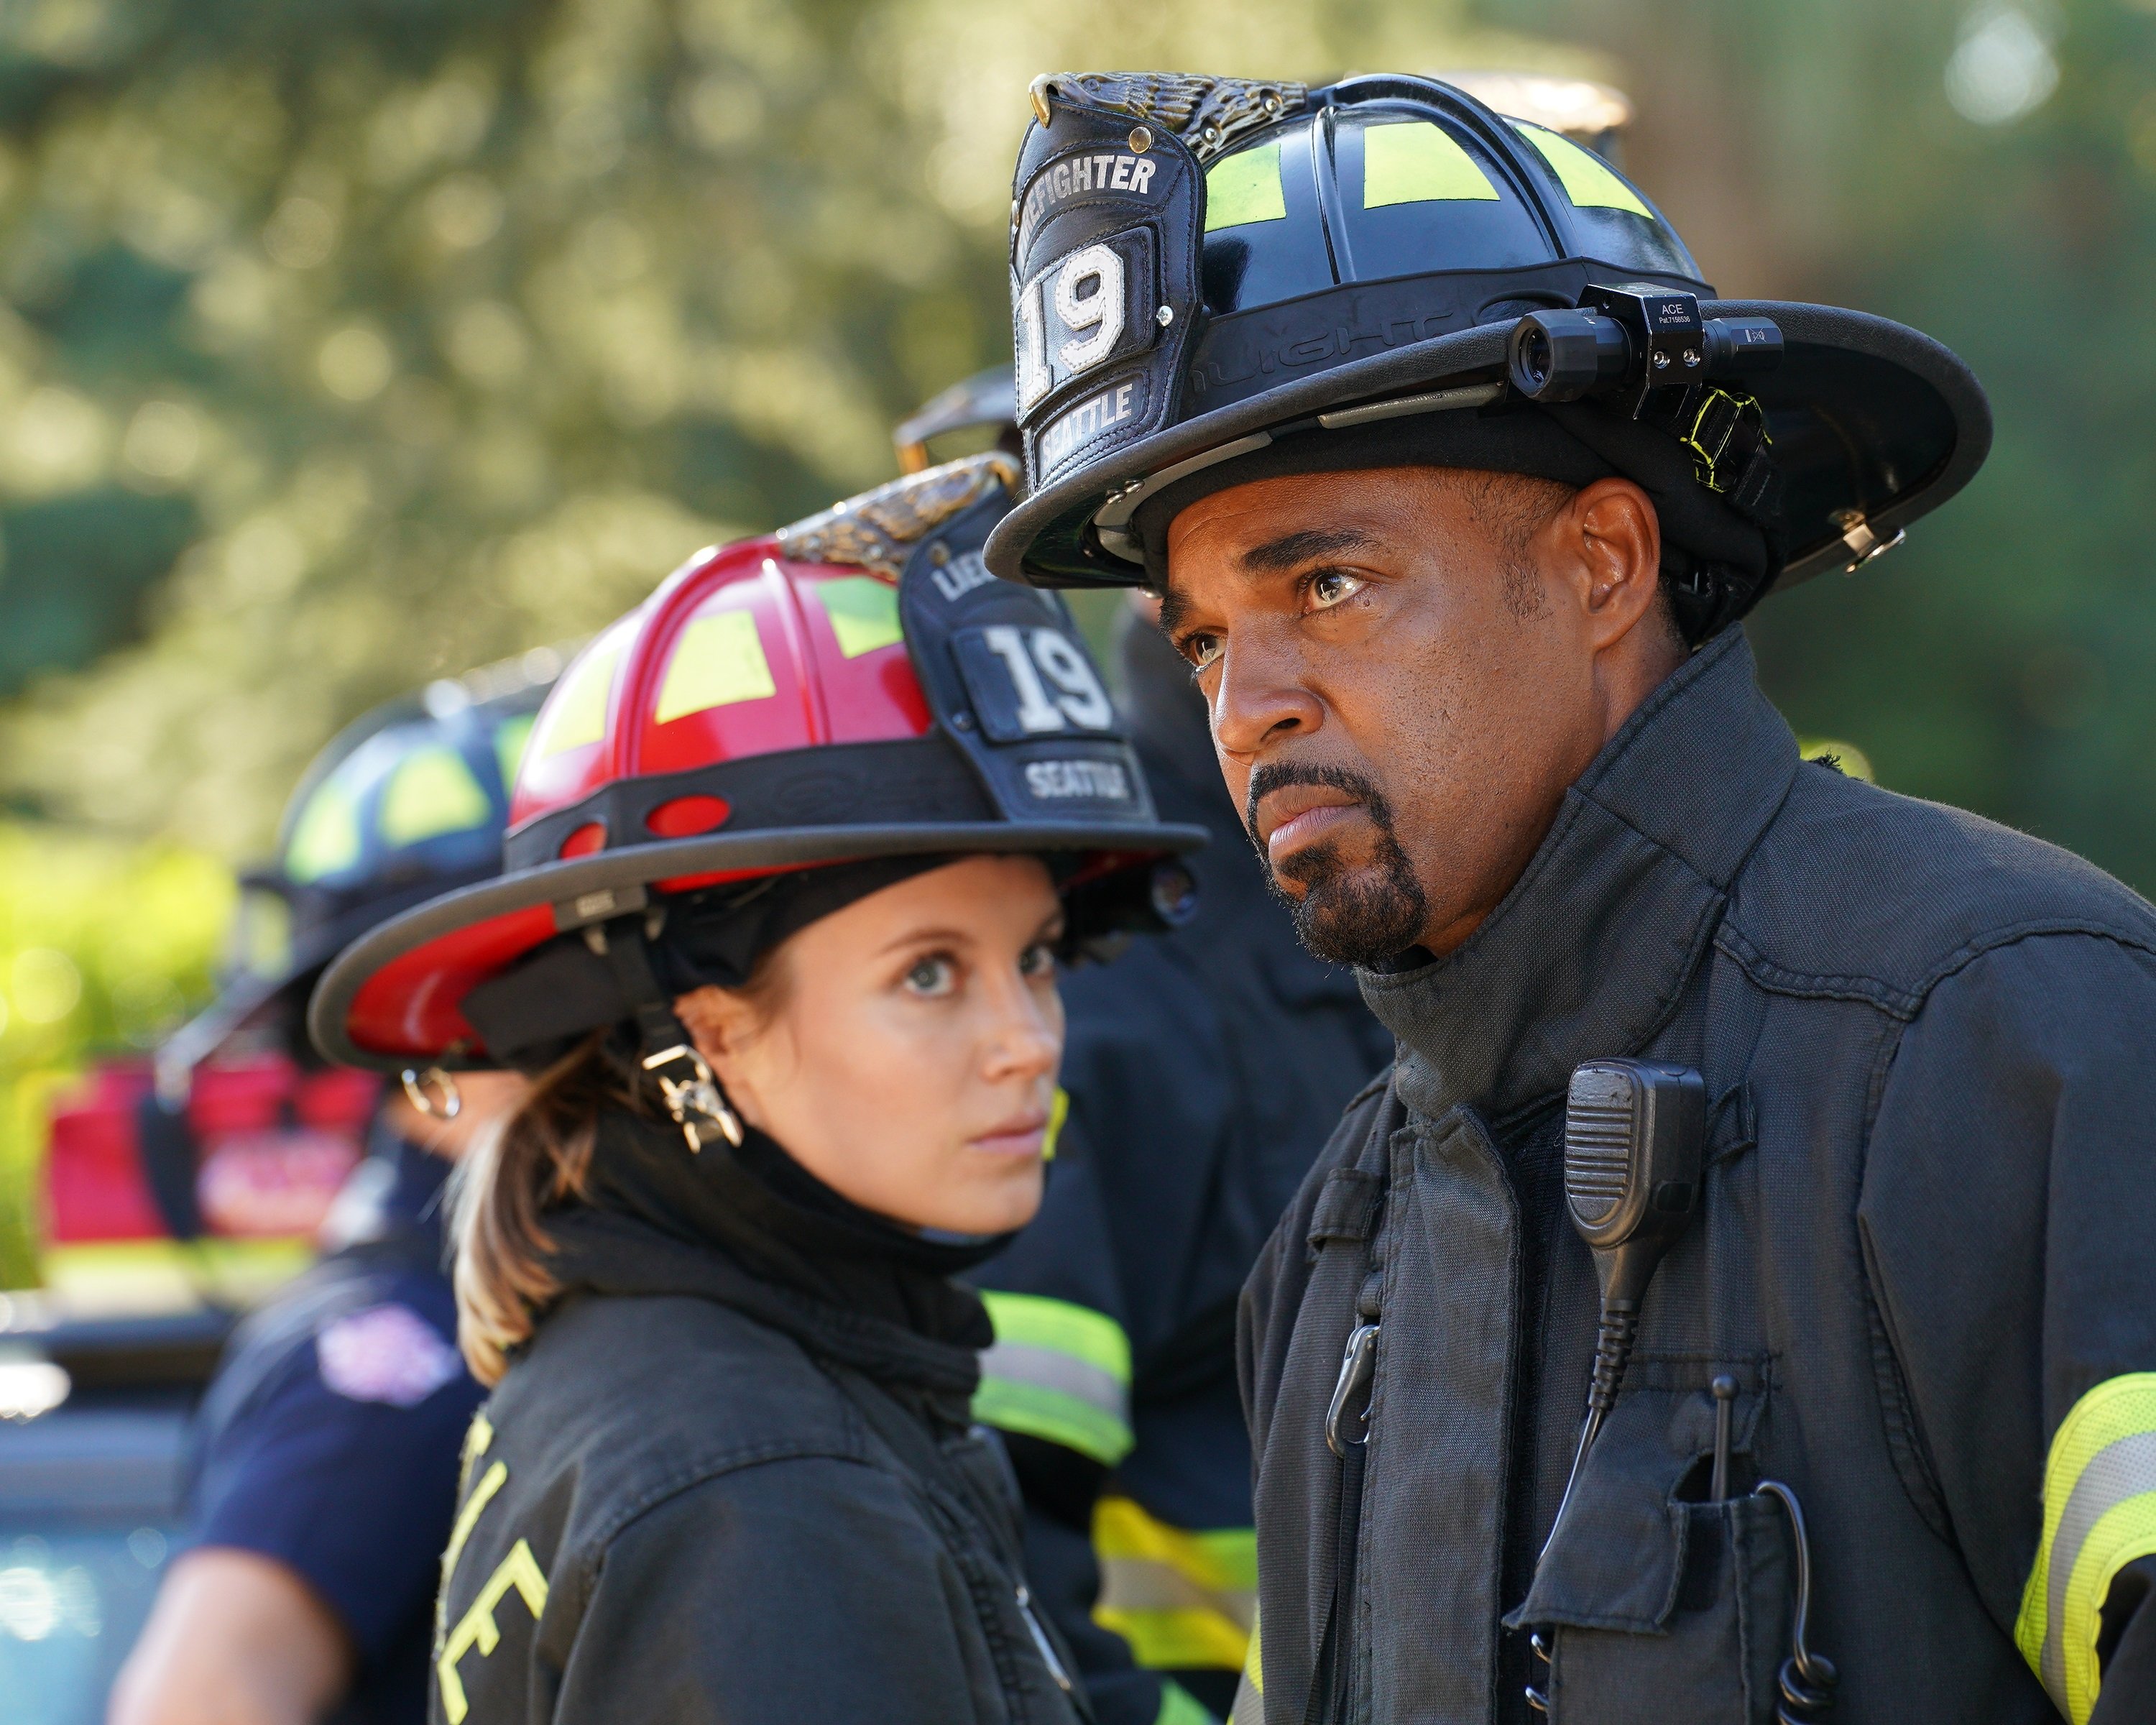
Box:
1359;627;1800;1123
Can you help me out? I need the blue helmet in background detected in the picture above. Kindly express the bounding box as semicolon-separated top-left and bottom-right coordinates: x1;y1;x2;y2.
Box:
155;661;554;1089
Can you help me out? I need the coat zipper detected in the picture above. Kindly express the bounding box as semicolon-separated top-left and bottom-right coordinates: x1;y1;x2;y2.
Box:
1016;1583;1074;1693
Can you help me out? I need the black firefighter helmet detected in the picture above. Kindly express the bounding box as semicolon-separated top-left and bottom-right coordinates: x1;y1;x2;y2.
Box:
983;72;1991;640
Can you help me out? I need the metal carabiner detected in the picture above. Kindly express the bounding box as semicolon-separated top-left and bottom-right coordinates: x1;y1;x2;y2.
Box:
1325;1322;1380;1458
400;1067;462;1121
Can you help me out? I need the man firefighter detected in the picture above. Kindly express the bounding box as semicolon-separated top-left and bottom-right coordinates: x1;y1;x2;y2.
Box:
902;371;1393;1725
985;70;2156;1725
113;673;541;1725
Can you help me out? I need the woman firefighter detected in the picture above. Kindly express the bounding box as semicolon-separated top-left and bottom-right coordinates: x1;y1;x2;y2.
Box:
308;452;1202;1725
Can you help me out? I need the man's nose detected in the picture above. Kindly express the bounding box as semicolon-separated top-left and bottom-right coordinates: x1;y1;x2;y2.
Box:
1211;628;1325;761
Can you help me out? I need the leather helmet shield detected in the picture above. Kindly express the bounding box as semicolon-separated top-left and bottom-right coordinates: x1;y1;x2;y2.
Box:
897;482;1159;829
1012;98;1204;491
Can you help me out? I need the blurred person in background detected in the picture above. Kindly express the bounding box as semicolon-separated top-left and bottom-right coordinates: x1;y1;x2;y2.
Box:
305;459;1204;1724
111;677;545;1725
903;370;1392;1725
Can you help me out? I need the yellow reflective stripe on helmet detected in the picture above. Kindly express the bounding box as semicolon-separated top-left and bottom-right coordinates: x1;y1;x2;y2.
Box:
1155;1678;1220;1725
1205;142;1286;232
285;777;363;882
655;610;778;722
2016;1372;2156;1722
1361;121;1498;208
492;713;535;792
812;576;904;659
380;747;492;846
1094;1495;1256;1671
974;1292;1133;1465
532;638;622;758
1511;121;1653;218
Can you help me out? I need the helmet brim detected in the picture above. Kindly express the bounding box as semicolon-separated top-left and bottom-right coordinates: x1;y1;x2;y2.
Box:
308;818;1208;1071
985;299;1990;597
158;862;510;1087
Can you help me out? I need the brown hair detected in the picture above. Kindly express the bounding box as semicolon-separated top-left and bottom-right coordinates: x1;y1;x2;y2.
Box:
448;1036;622;1385
448;951;796;1385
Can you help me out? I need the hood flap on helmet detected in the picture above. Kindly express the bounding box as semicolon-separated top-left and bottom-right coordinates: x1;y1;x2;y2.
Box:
895;474;1161;832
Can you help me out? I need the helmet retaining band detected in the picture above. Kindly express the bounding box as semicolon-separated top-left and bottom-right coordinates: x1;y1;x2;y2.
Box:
1128;395;1788;643
502;736;992;875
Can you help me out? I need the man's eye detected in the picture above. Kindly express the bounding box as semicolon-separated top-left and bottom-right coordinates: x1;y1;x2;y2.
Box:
1180;632;1223;672
1309;570;1365;610
904;955;957;996
1018;941;1059;980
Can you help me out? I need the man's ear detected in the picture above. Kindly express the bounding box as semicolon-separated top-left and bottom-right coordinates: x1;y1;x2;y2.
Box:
1565;477;1667;653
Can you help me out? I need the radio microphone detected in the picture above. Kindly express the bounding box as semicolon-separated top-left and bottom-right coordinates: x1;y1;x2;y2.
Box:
1541;1059;1706;1558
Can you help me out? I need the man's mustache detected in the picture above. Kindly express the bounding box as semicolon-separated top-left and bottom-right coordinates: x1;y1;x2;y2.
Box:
1242;762;1398;857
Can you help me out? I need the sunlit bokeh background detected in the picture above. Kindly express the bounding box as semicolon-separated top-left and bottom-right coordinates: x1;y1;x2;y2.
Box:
0;0;2152;1284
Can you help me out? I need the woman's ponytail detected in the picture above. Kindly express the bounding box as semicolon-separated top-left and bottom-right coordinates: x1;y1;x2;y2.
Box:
448;1035;621;1384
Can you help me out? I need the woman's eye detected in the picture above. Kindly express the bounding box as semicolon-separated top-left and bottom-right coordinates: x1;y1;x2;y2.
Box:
1309;569;1365;611
1018;942;1058;980
903;955;957;996
1180;632;1223;672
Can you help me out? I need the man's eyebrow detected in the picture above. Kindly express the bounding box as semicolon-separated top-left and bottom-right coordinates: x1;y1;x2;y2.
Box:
1156;586;1191;635
1239;527;1381;575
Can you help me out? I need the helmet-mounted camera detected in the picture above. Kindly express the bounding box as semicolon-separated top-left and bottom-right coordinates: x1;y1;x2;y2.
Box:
1508;285;1786;505
1506;285;1782;414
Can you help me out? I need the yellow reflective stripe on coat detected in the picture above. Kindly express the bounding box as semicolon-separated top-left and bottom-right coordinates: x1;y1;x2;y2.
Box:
2016;1373;2156;1722
438;1540;549;1725
1227;1608;1263;1725
437;1463;506;1629
1153;1679;1217;1725
1094;1494;1256;1670
974;1291;1133;1466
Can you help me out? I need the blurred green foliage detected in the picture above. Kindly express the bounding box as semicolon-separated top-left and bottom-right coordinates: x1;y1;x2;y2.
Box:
0;823;231;1285
0;0;1560;860
0;0;2153;1274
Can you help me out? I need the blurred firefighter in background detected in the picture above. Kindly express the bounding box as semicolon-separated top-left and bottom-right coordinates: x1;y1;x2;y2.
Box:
904;373;1392;1725
110;668;545;1725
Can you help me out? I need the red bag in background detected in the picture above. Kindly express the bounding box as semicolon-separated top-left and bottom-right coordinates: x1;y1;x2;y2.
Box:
45;1057;379;1247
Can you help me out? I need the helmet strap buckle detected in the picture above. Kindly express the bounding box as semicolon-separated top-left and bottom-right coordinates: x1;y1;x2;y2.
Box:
639;1040;745;1154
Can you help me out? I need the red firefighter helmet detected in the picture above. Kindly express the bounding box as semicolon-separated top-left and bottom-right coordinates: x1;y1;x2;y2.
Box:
310;455;1205;1073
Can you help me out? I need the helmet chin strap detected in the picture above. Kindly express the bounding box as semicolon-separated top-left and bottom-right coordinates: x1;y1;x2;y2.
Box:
584;913;745;1154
